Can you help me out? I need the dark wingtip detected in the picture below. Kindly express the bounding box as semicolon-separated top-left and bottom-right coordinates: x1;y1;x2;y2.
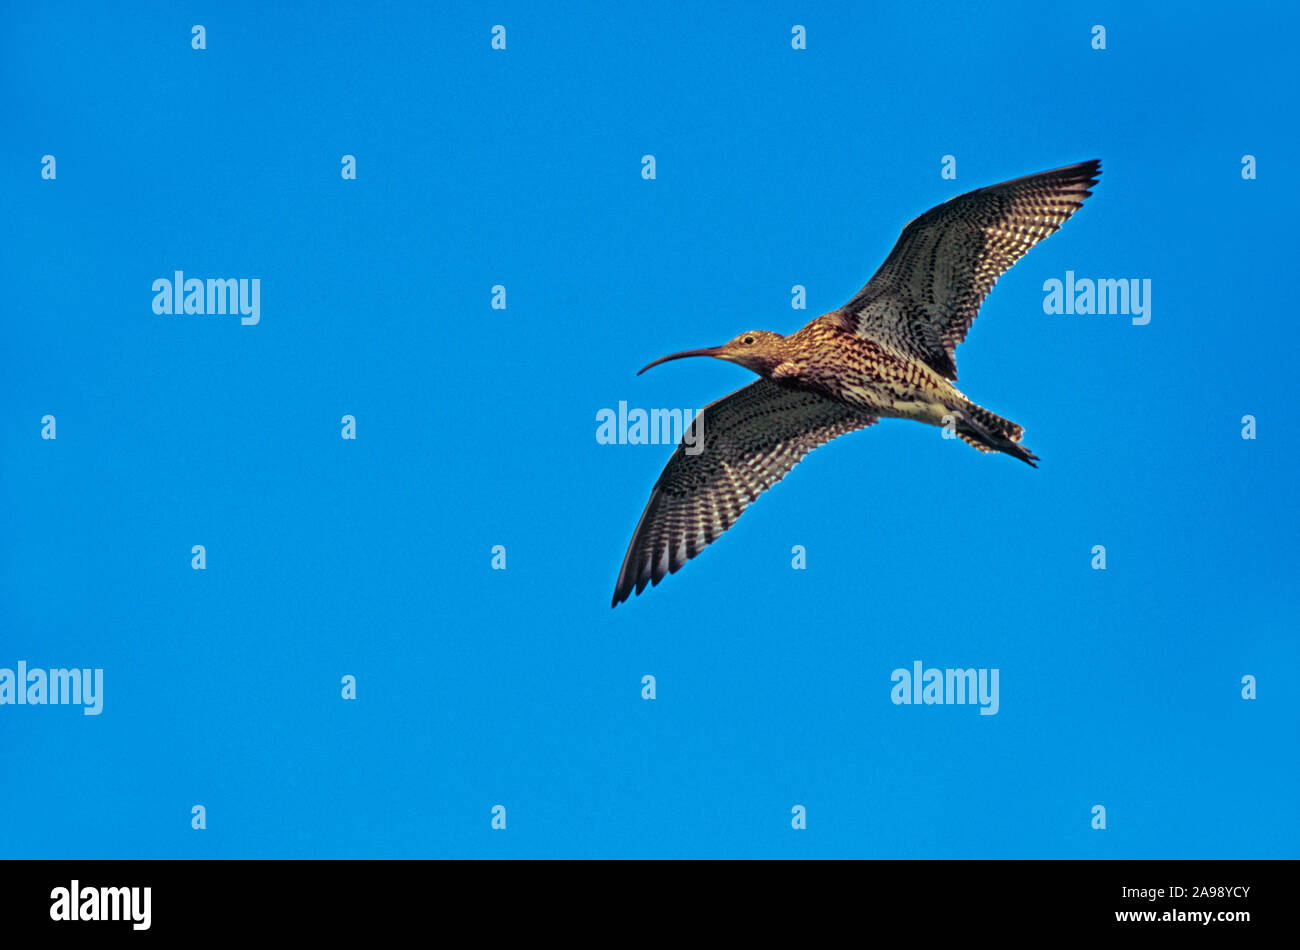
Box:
1073;158;1102;193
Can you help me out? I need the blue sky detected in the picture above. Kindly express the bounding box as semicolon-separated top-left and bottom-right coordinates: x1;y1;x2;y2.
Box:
1;1;1296;857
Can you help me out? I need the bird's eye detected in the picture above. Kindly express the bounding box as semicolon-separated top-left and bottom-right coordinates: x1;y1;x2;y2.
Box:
743;335;755;345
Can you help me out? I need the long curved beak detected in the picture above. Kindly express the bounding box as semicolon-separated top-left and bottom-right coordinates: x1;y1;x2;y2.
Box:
637;346;726;376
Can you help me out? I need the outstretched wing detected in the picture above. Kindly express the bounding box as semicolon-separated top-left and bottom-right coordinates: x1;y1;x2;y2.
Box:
839;159;1101;380
611;379;877;606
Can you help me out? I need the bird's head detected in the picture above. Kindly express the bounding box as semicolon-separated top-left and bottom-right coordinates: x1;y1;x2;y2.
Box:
637;330;787;377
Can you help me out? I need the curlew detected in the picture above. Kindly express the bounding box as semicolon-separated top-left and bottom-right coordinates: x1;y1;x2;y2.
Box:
611;160;1102;606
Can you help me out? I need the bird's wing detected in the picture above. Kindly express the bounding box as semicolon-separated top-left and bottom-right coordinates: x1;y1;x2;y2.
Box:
837;159;1101;380
611;379;877;606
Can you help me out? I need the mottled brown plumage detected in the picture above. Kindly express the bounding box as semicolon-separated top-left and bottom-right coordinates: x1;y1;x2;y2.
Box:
612;160;1101;606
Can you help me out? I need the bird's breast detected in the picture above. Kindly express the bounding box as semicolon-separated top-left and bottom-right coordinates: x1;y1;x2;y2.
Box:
780;337;954;419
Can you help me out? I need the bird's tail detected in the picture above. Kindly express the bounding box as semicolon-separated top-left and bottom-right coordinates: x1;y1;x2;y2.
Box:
955;403;1038;467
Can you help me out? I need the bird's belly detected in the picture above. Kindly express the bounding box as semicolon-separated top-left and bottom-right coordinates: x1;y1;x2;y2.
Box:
835;380;950;425
885;399;952;425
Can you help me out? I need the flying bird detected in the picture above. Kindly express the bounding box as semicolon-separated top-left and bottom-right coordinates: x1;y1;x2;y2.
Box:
611;160;1101;606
